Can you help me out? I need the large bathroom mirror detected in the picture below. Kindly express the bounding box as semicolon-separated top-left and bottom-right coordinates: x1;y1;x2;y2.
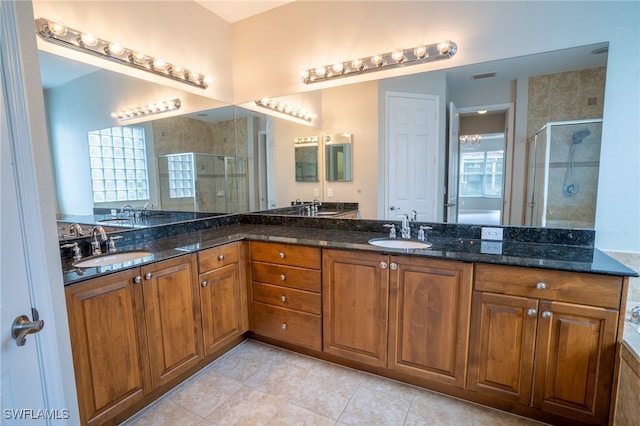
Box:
325;133;352;182
40;41;608;229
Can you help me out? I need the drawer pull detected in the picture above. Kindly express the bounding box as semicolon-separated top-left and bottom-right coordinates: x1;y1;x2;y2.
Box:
218;254;225;261
281;295;287;302
390;262;398;270
527;308;537;317
280;274;286;281
145;272;152;280
280;323;287;330
536;282;546;290
380;261;388;269
542;311;552;319
134;275;142;284
279;252;286;259
201;280;208;287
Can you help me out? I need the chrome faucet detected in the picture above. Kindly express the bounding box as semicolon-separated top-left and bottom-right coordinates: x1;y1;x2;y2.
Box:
69;223;84;238
90;225;108;255
120;204;134;218
400;214;411;239
418;225;432;242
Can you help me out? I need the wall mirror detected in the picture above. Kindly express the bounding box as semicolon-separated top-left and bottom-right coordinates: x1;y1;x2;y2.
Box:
325;133;352;182
294;137;319;182
40;42;608;229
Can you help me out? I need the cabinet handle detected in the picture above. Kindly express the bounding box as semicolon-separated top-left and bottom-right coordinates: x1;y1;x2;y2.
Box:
380;261;388;269
218;254;224;261
390;262;398;270
281;323;287;330
280;274;286;280
542;311;552;319
279;252;286;259
527;308;537;317
145;272;152;280
536;281;546;290
134;275;142;284
201;280;208;287
281;295;287;302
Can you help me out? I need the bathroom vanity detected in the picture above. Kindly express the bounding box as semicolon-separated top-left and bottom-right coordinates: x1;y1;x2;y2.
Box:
59;214;636;425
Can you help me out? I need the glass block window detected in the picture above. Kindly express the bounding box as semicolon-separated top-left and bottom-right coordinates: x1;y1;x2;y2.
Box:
166;153;194;198
88;127;149;203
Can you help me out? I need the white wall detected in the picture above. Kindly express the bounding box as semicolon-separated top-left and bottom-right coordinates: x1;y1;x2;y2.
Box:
233;1;640;253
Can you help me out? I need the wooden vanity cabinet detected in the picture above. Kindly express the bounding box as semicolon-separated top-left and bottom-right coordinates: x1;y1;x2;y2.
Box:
198;242;248;357
250;241;322;351
65;253;202;425
388;256;473;388
468;264;622;424
66;268;151;426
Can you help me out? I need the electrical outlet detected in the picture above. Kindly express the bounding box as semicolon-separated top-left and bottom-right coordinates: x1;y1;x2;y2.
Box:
481;227;503;240
327;188;334;198
313;188;319;197
481;241;503;255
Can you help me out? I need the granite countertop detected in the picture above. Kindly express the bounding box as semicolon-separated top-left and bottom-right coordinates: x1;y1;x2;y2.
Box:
61;223;638;285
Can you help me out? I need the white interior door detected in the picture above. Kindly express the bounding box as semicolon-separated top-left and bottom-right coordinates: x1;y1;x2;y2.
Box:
385;92;439;221
447;102;460;222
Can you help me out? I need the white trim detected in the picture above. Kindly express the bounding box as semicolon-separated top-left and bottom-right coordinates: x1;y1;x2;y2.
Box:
1;1;75;424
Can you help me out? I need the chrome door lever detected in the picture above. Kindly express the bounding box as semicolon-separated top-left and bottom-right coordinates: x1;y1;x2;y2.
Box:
11;308;44;347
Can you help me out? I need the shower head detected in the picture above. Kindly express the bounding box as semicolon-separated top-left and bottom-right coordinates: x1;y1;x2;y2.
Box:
572;128;591;144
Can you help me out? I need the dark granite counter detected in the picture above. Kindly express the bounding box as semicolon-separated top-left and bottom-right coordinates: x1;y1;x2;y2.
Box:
61;222;638;285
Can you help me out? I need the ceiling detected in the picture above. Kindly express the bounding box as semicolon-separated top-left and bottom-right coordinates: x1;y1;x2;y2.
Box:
193;0;295;23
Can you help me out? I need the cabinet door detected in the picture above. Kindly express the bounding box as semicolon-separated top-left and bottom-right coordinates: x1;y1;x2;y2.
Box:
533;301;618;424
142;254;203;388
322;249;389;367
467;291;538;405
388;257;472;388
200;263;243;356
65;269;151;425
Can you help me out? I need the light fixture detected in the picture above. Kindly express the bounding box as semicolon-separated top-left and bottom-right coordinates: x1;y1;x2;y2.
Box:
301;40;457;84
477;110;488;115
111;98;181;121
294;136;319;145
35;18;210;89
459;135;481;150
255;98;314;122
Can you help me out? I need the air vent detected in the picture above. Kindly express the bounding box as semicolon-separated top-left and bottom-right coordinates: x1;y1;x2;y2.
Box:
472;72;497;80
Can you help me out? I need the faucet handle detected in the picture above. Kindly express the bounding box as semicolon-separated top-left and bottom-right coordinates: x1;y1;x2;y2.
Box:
417;225;432;242
108;236;123;253
410;210;417;221
383;223;397;239
61;242;82;260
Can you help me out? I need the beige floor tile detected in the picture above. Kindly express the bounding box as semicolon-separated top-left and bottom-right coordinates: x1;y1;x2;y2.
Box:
169;367;243;417
338;386;410;425
277;348;329;370
267;403;336;425
205;385;285;425
122;398;203;426
245;358;310;397
207;341;281;382
359;373;417;401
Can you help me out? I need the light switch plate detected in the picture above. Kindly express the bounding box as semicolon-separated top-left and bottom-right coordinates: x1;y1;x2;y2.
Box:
481;227;503;240
327;188;334;198
313;188;319;197
481;241;503;255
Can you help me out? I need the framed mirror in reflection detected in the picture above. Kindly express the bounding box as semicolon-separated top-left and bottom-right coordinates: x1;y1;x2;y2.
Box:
325;133;352;182
294;137;319;182
40;42;608;229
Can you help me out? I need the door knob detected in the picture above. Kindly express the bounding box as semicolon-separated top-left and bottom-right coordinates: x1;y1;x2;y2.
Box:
389;206;398;211
11;308;44;347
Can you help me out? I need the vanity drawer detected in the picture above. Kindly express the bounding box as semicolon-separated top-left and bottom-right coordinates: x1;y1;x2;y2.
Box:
250;242;320;269
252;282;321;315
198;243;238;273
252;302;322;351
252;262;321;292
475;264;622;309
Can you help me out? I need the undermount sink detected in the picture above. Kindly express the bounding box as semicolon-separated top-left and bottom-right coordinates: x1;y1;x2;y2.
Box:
316;211;339;216
97;219;133;226
73;251;153;268
368;238;432;250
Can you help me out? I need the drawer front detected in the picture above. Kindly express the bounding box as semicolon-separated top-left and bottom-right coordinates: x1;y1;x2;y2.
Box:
199;243;239;273
250;241;320;269
252;282;321;315
252;262;321;292
252;302;322;351
475;264;622;309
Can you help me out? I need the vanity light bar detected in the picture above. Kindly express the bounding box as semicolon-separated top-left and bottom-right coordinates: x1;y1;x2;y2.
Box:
255;98;314;122
301;40;457;84
111;98;181;121
294;136;319;144
35;18;210;89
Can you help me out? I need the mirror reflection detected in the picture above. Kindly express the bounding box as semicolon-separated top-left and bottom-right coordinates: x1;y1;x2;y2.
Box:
325;133;352;182
40;42;608;229
294;137;319;182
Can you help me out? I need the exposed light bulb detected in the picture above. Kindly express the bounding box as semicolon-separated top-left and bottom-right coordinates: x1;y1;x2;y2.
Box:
49;22;67;36
153;59;167;70
80;32;98;47
391;50;404;63
332;62;345;73
371;55;383;66
437;41;450;54
133;52;146;64
413;46;427;58
314;66;327;77
107;42;124;56
351;59;363;70
300;69;310;80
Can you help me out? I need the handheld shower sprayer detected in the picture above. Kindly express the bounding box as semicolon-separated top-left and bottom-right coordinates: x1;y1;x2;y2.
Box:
564;128;590;196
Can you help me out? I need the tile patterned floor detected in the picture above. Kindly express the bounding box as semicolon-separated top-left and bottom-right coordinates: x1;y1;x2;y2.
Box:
121;340;546;425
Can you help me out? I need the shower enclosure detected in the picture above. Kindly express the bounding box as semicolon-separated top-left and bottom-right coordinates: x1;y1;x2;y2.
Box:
525;119;602;228
157;153;247;213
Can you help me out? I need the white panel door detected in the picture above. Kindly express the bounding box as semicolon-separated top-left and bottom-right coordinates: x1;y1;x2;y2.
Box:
386;93;439;221
447;102;460;222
